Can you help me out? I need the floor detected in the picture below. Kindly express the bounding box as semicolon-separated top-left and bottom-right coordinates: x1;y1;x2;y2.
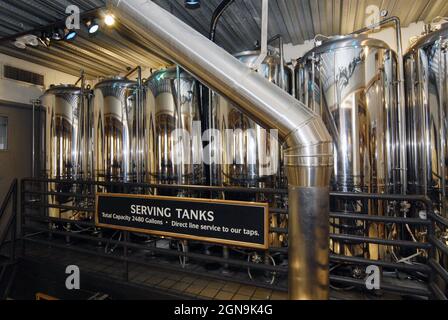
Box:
21;242;287;300
7;240;426;300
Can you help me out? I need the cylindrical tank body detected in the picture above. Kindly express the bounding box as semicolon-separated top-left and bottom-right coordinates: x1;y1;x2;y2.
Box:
210;50;292;188
93;78;139;182
295;35;402;259
40;85;92;219
404;26;448;215
41;85;91;179
144;67;204;186
296;35;402;195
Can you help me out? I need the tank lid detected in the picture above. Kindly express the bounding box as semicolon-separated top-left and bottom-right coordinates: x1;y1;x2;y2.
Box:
405;24;448;55
299;34;391;61
146;66;192;84
94;76;137;89
44;84;82;94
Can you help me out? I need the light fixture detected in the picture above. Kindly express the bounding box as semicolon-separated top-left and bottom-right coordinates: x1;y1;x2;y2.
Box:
13;35;39;49
185;0;200;9
104;14;115;26
64;29;77;41
13;40;26;49
38;32;51;47
52;29;64;41
86;19;100;34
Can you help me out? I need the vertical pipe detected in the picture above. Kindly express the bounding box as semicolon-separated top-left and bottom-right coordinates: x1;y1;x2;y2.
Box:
438;37;446;214
176;65;182;186
268;35;286;91
252;0;269;69
137;67;142;183
352;17;407;195
31;99;37;178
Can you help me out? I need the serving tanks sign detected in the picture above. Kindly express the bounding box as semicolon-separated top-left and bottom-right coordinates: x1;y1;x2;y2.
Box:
95;193;269;249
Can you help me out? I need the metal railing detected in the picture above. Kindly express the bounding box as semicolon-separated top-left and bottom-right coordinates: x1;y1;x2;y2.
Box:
20;177;448;299
0;179;18;261
0;179;18;300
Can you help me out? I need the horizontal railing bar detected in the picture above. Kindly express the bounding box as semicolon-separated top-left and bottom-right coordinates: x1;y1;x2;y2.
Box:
24;202;95;213
330;233;431;249
23;190;96;199
329;192;433;208
22;177;287;194
330;212;431;225
330;275;431;297
23;214;96;227
22;225;287;273
330;254;430;273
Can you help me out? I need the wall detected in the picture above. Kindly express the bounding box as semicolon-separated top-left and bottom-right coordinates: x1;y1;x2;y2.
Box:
0;52;79;105
0;53;79;203
283;21;426;62
0;103;32;202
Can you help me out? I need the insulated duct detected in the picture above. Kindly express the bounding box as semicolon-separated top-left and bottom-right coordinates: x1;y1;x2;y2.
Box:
111;0;333;300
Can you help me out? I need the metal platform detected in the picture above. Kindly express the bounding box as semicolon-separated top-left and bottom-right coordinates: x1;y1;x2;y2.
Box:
1;177;445;300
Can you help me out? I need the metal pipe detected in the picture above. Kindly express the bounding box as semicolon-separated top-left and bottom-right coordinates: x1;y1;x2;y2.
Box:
111;0;333;300
209;0;235;42
351;16;407;195
30;99;39;178
268;34;286;91
252;0;269;70
124;66;143;183
437;36;447;215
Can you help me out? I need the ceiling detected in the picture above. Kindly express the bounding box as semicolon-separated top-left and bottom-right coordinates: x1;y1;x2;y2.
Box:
152;0;448;52
0;0;447;78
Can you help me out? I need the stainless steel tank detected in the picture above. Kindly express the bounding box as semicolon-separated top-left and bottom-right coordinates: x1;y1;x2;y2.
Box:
210;50;291;188
93;77;139;182
144;67;204;186
404;25;448;216
295;35;402;258
40;84;92;219
296;35;402;195
41;85;91;179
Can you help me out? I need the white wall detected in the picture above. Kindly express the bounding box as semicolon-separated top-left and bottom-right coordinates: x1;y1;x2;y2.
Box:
283;21;426;62
0;53;79;105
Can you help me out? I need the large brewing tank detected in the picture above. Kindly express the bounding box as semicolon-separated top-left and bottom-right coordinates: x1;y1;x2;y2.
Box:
40;84;92;219
210;50;292;188
295;35;402;259
404;25;448;215
295;35;402;195
93;77;139;182
41;85;91;179
144;67;204;186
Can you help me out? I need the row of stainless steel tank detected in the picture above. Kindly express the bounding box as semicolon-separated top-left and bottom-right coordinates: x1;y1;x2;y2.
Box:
39;24;448;220
39;48;291;191
295;26;448;218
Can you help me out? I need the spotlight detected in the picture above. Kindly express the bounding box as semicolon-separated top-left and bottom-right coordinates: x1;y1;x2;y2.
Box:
185;0;200;9
64;29;77;41
104;14;115;26
52;28;64;41
86;19;100;34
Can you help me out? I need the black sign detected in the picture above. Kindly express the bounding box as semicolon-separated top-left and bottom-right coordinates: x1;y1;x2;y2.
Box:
95;193;269;249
